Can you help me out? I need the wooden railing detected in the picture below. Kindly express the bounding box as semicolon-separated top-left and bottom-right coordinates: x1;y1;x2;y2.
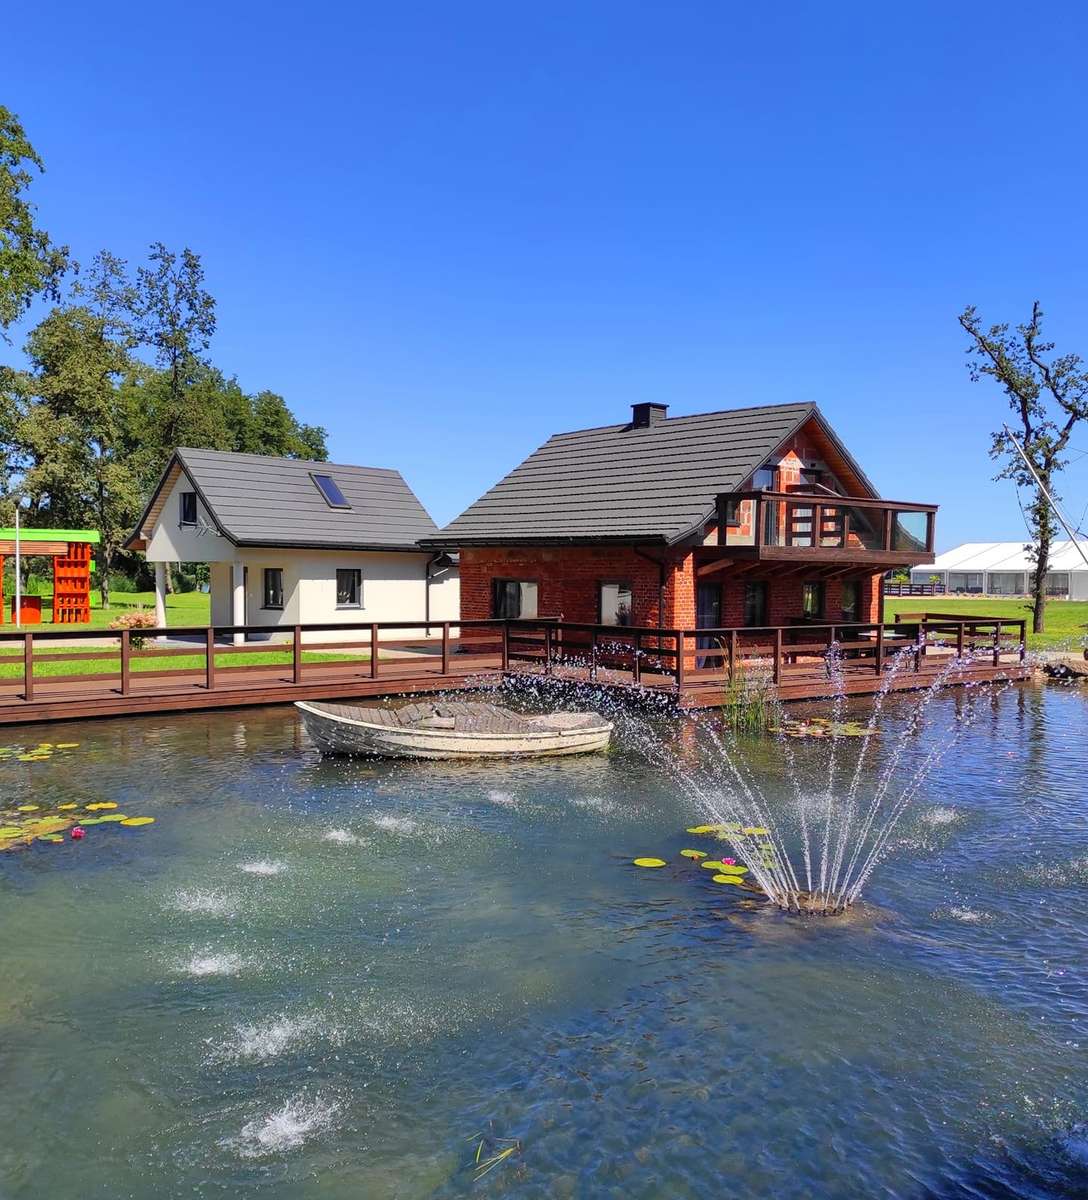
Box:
885;582;946;597
0;614;1027;706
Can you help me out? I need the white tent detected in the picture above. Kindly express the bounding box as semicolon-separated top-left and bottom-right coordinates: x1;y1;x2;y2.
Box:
912;541;1088;599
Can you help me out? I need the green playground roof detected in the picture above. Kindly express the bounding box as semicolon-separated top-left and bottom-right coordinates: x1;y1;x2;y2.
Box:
0;528;100;543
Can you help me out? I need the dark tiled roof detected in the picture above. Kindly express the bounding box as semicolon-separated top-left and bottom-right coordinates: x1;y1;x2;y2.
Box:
428;402;849;544
132;448;439;551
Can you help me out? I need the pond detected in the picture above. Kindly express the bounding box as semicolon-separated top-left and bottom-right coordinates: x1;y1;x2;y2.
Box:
1;683;1087;1198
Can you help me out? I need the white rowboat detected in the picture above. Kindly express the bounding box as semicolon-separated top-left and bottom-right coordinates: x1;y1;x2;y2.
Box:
296;699;613;759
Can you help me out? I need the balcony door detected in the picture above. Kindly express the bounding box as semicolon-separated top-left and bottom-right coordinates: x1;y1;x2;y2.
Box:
696;582;722;669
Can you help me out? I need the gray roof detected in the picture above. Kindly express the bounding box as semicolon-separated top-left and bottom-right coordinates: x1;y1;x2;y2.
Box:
426;402;869;545
130;448;439;551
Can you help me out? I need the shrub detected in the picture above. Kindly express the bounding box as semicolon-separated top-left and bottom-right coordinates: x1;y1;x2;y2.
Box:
108;608;159;649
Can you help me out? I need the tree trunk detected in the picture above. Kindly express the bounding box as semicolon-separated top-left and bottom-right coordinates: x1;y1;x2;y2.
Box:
1031;487;1054;635
100;545;112;610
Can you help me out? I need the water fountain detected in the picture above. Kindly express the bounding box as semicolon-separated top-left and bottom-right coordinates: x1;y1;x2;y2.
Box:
489;633;1029;917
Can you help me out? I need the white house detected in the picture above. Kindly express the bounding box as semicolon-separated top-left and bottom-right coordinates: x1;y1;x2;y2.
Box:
912;541;1088;599
126;448;459;642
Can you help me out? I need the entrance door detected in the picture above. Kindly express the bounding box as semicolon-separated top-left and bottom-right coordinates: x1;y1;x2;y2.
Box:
696;582;722;669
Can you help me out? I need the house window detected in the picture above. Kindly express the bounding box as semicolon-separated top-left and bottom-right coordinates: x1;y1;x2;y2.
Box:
801;581;824;619
262;568;284;610
180;491;197;525
751;467;776;491
599;582;633;626
744;581;767;627
839;579;860;623
336;568;362;608
311;473;352;509
723;498;742;528
492;579;538;619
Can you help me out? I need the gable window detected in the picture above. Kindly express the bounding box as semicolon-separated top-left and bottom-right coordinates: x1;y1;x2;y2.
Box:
492;579;538;620
312;473;351;509
801;581;824;619
751;467;776;491
262;568;284;610
839;579;860;623
599;581;633;626
723;498;742;528
180;491;197;525
336;567;362;608
744;581;768;627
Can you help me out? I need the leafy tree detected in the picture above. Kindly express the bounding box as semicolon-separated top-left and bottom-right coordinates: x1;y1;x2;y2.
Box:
4;305;139;606
960;302;1088;633
0;106;68;338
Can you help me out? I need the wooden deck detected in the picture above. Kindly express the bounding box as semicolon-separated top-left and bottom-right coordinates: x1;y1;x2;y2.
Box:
0;616;1031;726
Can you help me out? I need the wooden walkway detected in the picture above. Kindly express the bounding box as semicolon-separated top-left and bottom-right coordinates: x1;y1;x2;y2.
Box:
0;616;1031;726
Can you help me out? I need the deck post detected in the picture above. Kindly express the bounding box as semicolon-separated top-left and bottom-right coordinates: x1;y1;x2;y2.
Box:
293;625;302;684
874;623;884;675
501;623;510;672
956;622;964;659
24;632;33;701
729;629;737;683
773;628;782;685
589;629;598;681
914;624;923;672
442;622;450;675
992;622;1001;667
632;631;641;683
205;627;215;690
544;625;553;676
675;631;685;687
1019;620;1027;663
370;625;380;678
120;629;131;695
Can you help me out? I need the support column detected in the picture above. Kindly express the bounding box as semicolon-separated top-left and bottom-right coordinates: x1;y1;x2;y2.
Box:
232;561;246;646
153;562;167;633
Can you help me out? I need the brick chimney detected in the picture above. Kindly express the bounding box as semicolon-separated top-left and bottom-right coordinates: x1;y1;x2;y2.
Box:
630;402;668;428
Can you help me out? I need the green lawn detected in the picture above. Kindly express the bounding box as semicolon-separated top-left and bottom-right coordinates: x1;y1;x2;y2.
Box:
0;589;209;632
884;595;1088;650
0;646;366;679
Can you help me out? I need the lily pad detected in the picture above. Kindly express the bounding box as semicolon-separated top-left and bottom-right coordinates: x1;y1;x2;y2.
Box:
95;814;129;823
680;849;707;860
57;803;78;810
711;874;744;885
37;835;64;844
716;864;749;875
120;817;155;827
86;802;118;811
700;860;727;870
16;805;40;812
685;825;713;834
0;826;23;838
632;857;666;868
743;826;769;836
56;743;80;749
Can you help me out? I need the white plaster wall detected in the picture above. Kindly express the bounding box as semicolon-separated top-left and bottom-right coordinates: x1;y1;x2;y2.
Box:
1069;571;1088;601
145;475;235;563
202;548;459;641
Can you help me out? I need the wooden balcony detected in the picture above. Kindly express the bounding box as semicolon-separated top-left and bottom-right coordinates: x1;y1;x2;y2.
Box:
707;490;937;573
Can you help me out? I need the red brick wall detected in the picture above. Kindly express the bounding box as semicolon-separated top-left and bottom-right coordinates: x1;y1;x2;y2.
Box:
458;545;884;641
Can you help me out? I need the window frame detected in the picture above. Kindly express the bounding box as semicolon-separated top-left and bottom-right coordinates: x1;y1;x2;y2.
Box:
335;567;363;609
310;472;352;510
801;580;825;620
839;579;860;623
179;491;198;526
491;578;539;620
597;580;634;627
743;581;768;628
262;567;284;611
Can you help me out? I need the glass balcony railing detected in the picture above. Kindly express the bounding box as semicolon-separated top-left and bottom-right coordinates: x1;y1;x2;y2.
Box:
716;492;936;555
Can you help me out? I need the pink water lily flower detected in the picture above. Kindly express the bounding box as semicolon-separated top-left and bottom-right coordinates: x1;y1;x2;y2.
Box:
722;857;735;866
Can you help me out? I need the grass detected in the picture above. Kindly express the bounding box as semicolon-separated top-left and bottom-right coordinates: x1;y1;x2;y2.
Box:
0;647;366;680
0;589;209;632
884;595;1088;651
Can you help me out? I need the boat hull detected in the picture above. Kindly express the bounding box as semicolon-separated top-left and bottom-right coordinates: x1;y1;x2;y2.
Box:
296;701;612;759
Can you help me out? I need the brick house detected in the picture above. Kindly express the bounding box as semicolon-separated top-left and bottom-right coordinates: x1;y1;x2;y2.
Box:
422;402;935;643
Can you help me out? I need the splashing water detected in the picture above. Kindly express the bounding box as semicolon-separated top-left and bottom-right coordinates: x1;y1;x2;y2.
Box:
488;633;1028;916
222;1093;341;1158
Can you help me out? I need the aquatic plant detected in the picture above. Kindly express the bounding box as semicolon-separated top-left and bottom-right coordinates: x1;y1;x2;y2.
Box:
719;659;773;733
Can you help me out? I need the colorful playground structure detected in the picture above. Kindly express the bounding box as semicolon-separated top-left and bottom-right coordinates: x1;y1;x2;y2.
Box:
0;529;98;624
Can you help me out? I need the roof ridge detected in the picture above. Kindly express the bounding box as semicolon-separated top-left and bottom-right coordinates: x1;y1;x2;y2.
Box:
176;446;400;475
544;400;816;441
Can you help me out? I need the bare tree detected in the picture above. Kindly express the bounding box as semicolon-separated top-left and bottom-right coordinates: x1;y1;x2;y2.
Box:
959;302;1088;634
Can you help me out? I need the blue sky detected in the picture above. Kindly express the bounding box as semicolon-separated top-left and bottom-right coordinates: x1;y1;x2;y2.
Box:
7;1;1088;547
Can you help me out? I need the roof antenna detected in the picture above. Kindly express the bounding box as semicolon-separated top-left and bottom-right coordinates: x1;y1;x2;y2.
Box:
1003;424;1088;572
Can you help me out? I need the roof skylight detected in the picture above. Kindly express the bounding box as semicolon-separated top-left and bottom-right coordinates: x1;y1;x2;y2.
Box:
311;472;351;509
